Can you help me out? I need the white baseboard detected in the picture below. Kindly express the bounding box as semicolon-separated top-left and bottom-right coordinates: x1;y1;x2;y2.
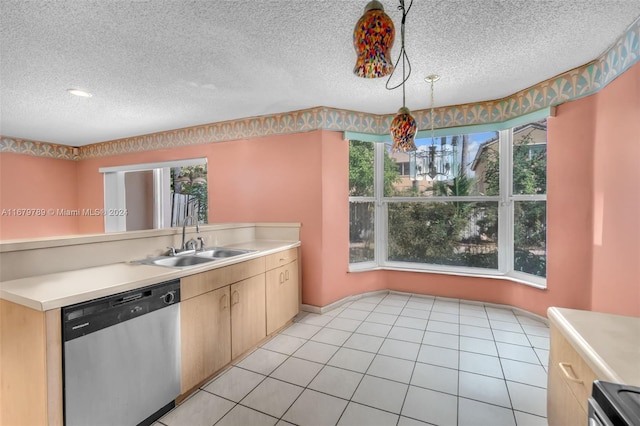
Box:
300;290;548;325
301;290;390;314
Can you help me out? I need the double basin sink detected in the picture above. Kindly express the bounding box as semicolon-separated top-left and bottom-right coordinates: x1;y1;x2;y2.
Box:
135;247;256;269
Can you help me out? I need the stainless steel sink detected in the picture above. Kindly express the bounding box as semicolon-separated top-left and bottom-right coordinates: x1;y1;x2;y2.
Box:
134;255;218;269
196;248;256;258
133;247;255;269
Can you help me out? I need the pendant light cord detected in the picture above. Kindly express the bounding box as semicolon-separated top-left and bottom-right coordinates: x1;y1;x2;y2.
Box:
386;0;413;108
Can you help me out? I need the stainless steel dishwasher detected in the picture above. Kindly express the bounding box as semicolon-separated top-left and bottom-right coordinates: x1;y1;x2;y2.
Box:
62;280;181;426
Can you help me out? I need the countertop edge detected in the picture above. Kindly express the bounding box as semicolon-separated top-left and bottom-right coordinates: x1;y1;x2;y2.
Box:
1;240;300;312
0;291;46;311
547;307;623;383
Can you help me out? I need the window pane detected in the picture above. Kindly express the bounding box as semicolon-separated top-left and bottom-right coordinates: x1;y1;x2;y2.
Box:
387;202;498;269
349;140;375;197
513;119;547;195
386;132;499;197
171;164;208;225
350;201;375;263
514;201;546;277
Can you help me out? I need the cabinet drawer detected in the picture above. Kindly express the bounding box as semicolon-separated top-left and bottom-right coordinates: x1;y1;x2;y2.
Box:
549;326;597;414
265;248;297;270
548;361;587;426
181;257;266;300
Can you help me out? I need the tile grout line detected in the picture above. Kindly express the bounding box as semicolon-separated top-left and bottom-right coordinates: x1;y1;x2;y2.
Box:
334;294;401;424
263;299;550;407
489;304;519;425
163;293;549;425
381;295;416;425
206;314;331;425
279;305;357;425
277;294;391;425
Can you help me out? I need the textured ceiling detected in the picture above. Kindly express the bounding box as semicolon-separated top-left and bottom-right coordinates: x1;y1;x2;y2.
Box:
1;1;639;146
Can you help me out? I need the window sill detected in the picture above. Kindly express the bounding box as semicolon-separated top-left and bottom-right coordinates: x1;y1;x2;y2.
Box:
348;263;547;290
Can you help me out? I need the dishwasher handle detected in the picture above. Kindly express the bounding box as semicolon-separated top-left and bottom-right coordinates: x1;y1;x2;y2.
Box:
111;289;151;307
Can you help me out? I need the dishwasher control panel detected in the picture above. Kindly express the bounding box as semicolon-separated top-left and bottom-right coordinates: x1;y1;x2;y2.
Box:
62;279;180;341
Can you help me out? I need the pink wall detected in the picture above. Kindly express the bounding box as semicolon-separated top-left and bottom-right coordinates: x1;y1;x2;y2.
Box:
315;67;639;317
209;133;325;305
0;153;79;239
75;134;328;305
312;109;598;317
590;63;640;316
544;91;597;313
3;64;638;317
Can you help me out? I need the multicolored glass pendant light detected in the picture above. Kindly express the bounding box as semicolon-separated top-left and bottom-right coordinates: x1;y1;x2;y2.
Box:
390;107;417;152
353;1;395;78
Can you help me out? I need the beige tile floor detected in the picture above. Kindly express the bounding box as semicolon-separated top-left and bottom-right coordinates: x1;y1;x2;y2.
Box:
157;292;550;426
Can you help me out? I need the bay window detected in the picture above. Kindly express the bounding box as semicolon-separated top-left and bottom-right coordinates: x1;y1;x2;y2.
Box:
348;115;547;288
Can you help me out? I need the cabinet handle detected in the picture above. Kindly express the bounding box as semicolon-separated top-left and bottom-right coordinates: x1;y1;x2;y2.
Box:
231;290;239;306
558;362;583;384
279;272;284;284
285;269;289;281
220;294;228;310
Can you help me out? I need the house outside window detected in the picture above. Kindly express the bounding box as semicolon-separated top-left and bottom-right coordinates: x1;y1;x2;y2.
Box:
348;118;547;287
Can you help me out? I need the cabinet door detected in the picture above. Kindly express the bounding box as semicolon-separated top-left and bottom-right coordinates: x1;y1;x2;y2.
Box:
180;286;231;393
266;260;299;334
230;274;266;358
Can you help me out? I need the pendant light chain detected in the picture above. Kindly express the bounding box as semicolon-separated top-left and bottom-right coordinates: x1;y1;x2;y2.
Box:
430;78;435;140
425;74;440;141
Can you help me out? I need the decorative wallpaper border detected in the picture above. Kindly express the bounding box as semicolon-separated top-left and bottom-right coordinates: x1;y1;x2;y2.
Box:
1;16;638;160
0;137;75;160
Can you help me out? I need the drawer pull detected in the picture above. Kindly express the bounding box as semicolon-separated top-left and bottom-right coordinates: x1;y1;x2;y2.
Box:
559;362;583;384
220;294;228;310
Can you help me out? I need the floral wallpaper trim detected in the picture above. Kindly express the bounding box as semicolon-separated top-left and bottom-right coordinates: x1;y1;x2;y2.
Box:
1;17;637;160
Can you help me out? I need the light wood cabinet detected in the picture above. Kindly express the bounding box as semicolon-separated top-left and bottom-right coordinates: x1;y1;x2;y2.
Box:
0;243;300;425
0;300;63;426
230;274;267;358
266;259;299;334
265;247;298;270
180;255;269;393
180;286;231;394
548;361;587;426
547;322;597;426
181;257;265;300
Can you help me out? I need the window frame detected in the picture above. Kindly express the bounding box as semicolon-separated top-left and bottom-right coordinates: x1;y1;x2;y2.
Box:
347;110;549;289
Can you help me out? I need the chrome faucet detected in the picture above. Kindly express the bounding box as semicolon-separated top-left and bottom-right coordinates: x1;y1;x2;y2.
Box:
181;215;200;251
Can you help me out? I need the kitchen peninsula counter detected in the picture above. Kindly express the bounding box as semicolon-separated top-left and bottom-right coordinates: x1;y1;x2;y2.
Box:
0;239;299;311
1;223;302;426
547;307;640;425
547;307;640;386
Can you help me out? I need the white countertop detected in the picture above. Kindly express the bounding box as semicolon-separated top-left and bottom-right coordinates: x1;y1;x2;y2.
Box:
0;240;299;311
548;307;640;386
